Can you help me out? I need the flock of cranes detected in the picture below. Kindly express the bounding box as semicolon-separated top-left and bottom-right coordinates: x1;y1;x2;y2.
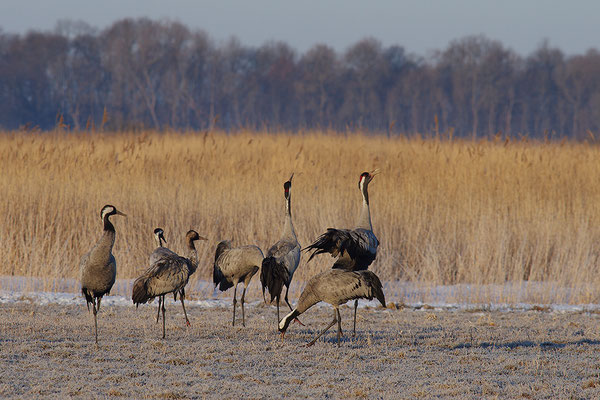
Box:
79;170;385;346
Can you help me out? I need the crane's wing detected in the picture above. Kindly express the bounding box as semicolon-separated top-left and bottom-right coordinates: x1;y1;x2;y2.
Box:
141;255;189;297
267;240;298;261
305;228;379;270
149;246;178;265
309;269;386;307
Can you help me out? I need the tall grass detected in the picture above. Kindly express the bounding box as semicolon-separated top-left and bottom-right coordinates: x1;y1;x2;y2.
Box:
1;130;600;303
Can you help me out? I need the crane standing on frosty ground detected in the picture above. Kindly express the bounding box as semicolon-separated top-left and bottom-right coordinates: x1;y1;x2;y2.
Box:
213;240;264;327
260;174;302;323
278;269;385;347
80;204;126;345
304;170;380;336
132;228;206;339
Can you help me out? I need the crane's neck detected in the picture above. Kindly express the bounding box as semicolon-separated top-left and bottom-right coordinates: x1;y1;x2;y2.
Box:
155;235;165;248
356;182;373;230
282;192;297;241
101;215;116;247
103;214;115;234
278;281;322;331
187;240;198;274
95;216;116;260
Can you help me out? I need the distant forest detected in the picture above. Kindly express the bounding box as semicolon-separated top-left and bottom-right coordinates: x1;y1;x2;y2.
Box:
1;18;599;138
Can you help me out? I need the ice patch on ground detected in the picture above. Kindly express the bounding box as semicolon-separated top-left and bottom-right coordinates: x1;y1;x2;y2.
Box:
1;276;599;312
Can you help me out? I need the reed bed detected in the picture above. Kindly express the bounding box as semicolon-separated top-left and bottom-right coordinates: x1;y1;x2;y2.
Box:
1;130;600;304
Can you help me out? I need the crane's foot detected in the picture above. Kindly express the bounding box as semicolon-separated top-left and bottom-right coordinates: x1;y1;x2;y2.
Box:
185;319;191;327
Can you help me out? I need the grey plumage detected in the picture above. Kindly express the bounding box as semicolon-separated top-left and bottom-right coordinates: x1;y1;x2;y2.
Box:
304;170;380;334
213;241;264;327
260;175;301;322
278;269;385;346
80;204;126;345
132;228;207;338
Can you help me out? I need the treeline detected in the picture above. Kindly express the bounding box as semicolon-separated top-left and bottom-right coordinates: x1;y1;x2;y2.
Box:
1;18;600;137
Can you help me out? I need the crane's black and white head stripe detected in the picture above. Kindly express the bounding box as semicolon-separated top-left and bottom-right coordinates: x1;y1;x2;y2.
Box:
278;309;300;334
154;228;166;245
284;173;293;197
100;205;116;220
358;169;379;190
284;180;291;198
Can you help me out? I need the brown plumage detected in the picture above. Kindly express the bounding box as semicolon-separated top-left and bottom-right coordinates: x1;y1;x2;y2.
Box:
213;240;264;327
304;170;380;335
132;228;207;339
278;269;385;347
80;204;126;345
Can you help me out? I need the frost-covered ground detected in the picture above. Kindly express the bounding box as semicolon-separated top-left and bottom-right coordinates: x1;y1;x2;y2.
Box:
2;277;600;399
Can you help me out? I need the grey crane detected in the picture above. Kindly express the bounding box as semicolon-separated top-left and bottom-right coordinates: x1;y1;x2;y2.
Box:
132;229;207;338
213;241;264;327
80;204;126;344
304;170;380;335
278;269;385;347
136;228;200;327
260;174;301;322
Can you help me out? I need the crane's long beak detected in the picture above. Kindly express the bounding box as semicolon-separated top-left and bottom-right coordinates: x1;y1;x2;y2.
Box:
199;235;208;241
370;168;380;177
289;173;294;182
280;331;285;343
116;210;127;217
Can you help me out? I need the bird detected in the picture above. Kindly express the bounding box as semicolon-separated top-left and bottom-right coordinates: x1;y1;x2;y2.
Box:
278;269;385;347
304;170;380;336
132;228;207;338
213;241;264;327
260;174;301;322
135;228;194;327
80;204;126;345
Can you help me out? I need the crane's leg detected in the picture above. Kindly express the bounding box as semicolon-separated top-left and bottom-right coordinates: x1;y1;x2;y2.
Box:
276;294;280;323
353;299;359;337
180;289;191;327
85;291;90;312
240;285;247;327
156;296;162;323
285;285;304;326
306;308;337;347
284;285;293;311
161;295;166;339
92;297;98;345
336;308;343;347
97;296;102;312
232;285;238;327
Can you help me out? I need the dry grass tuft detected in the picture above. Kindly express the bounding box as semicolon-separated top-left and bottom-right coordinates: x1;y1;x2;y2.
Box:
1;130;600;303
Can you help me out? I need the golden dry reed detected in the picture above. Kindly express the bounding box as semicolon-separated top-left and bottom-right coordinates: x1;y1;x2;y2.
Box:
1;130;600;304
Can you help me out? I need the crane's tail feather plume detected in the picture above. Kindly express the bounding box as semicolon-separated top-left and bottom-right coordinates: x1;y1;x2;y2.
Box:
213;240;234;292
82;288;94;310
305;228;352;261
131;276;152;305
260;256;289;303
213;263;233;291
360;270;386;307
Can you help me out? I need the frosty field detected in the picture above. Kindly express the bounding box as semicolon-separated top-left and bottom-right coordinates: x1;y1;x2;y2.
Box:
2;293;600;399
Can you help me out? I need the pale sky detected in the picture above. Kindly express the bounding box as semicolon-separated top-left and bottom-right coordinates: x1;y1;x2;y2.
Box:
0;0;598;56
